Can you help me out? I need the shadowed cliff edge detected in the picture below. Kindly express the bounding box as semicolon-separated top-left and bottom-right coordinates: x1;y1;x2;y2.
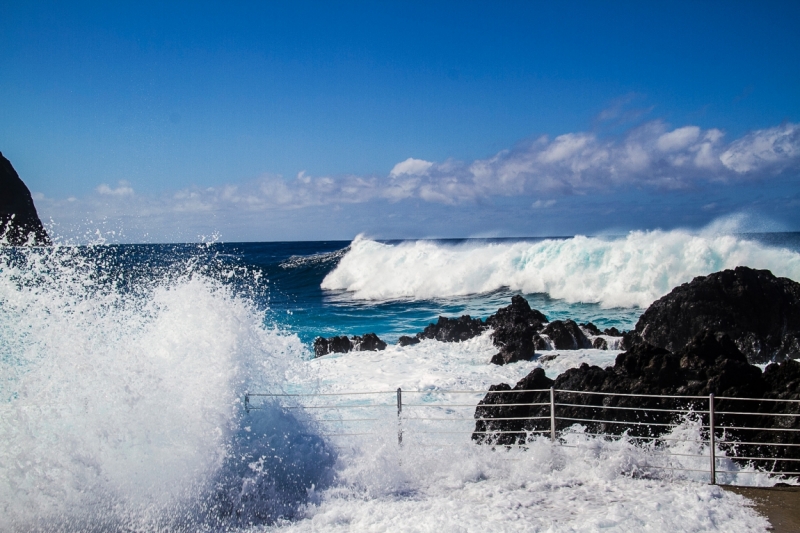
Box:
0;152;50;246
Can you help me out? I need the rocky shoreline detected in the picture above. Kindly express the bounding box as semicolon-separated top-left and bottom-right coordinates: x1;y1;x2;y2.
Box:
314;266;800;470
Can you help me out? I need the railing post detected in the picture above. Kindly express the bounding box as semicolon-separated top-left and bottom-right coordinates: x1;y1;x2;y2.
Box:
709;393;716;485
550;387;556;442
244;393;250;414
397;387;403;446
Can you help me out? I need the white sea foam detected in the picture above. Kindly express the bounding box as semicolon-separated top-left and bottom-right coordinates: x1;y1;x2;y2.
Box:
321;229;800;308
0;245;321;531
270;336;779;532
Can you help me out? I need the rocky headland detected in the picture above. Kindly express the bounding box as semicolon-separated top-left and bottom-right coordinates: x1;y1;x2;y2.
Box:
0;152;50;246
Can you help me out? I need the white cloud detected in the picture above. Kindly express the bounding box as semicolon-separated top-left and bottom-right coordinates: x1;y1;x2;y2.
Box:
657;126;700;152
40;120;800;242
389;157;433;177
720;123;800;173
96;181;134;196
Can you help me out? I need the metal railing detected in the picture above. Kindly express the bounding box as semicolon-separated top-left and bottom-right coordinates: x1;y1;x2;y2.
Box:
245;387;800;485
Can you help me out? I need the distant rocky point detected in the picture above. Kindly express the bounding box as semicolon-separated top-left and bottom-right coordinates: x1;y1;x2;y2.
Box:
0;152;50;246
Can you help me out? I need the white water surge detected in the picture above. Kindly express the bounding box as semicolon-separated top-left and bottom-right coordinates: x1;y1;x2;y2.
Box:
322;230;800;308
272;335;779;532
0;246;325;531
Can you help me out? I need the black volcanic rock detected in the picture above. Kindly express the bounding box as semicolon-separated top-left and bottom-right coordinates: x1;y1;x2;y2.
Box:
624;267;800;364
580;322;601;336
398;335;420;347
474;330;800;471
0;152;50;245
313;333;387;357
592;337;608;350
417;315;487;343
541;320;591;350
352;333;387;352
487;295;548;365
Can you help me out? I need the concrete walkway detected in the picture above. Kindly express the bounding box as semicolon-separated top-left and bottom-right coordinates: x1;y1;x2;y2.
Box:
722;485;800;532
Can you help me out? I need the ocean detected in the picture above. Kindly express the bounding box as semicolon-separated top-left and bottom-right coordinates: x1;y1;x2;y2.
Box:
3;229;800;531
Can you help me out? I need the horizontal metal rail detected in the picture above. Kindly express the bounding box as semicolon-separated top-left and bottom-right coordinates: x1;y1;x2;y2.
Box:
717;439;800;447
719;455;800;463
556;416;699;429
248;390;397;397
405;402;550;408
246;386;800;486
715;424;800;433
715;396;800;403
716;410;800;417
576;432;708;444
555;389;710;400
555;402;708;415
404;388;552;395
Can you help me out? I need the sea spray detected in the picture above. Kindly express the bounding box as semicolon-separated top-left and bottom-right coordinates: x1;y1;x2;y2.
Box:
0;244;333;531
322;230;800;307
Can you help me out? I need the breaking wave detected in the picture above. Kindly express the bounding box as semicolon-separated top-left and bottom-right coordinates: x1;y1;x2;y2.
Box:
0;245;333;531
321;229;800;308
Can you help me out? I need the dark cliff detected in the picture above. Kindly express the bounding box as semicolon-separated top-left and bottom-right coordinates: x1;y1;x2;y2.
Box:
0;152;50;245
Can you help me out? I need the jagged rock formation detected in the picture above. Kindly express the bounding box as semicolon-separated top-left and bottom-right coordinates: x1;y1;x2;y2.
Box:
417;315;488;343
623;267;800;364
313;333;387;357
473;330;800;471
0;152;50;245
487;295;548;365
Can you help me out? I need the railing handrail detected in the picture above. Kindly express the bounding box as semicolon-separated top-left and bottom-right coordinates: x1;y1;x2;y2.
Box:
249;388;800;404
244;386;800;484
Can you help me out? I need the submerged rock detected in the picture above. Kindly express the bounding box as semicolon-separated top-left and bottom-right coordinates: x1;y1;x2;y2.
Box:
0;152;50;245
313;333;387;357
624;266;800;364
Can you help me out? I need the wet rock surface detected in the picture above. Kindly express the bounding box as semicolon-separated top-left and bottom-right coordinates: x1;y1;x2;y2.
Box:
487;295;548;365
541;320;591;350
623;266;800;364
313;333;387;357
474;330;800;471
416;315;488;343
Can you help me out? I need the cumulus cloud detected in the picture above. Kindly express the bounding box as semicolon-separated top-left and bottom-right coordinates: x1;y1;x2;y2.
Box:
389;157;434;177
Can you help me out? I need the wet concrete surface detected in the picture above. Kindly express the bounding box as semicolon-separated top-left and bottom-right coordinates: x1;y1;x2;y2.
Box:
723;485;800;532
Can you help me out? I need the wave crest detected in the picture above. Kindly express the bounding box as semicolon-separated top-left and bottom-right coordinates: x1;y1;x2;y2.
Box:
321;231;800;308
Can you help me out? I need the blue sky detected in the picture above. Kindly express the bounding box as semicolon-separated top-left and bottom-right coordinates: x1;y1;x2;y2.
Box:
1;1;799;242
